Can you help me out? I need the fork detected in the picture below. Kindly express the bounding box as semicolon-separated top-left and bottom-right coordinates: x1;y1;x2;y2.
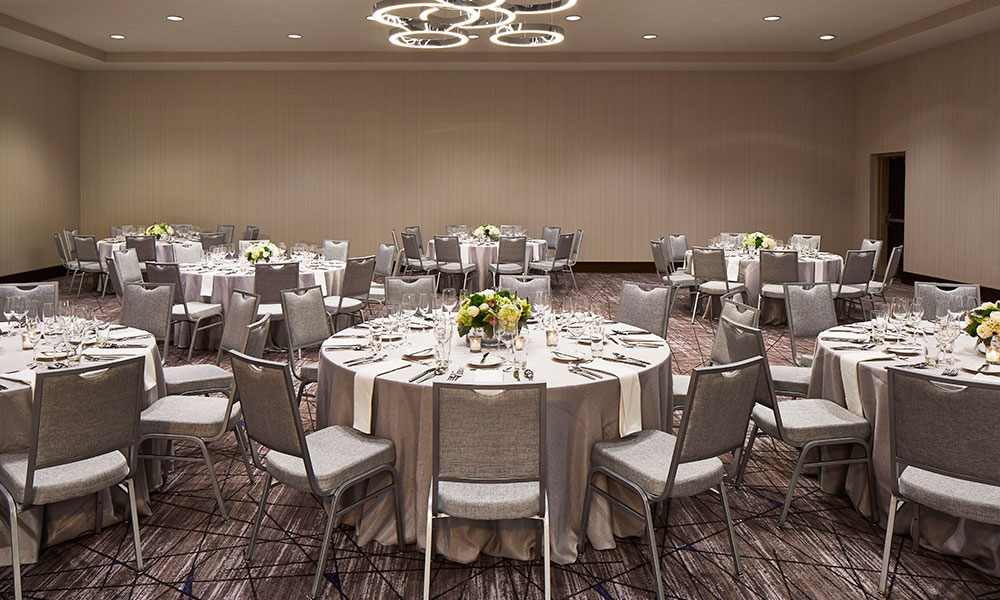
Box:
942;368;959;377
449;367;464;381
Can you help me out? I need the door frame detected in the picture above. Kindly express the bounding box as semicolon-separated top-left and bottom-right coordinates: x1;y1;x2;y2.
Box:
870;151;905;272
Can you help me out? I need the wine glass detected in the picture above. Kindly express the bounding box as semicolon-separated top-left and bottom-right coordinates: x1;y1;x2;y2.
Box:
891;299;909;338
433;319;453;368
385;303;403;348
908;298;925;343
947;296;965;324
532;290;550;322
441;288;458;315
2;298;15;334
10;298;26;333
418;293;434;319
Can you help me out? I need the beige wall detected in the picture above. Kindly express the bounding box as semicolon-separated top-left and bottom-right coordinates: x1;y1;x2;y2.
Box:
854;29;1000;289
0;47;79;277
79;70;857;261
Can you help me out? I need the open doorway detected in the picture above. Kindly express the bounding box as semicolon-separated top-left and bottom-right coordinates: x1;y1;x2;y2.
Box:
872;152;905;279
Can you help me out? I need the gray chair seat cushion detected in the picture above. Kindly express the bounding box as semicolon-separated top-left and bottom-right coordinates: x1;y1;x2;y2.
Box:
898;466;1000;526
368;286;385;302
698;281;746;295
173;302;223;320
300;361;319;382
164;364;234;395
770;364;811;396
0;451;128;506
529;260;568;272
489;263;525;274
140;395;241;439
257;303;285;321
67;260;81;269
78;261;105;273
672;374;690;408
835;284;866;299
265;425;395;495
437;480;541;521
402;258;437;271
798;354;815;368
438;262;477;274
760;283;787;298
752;399;870;447
666;272;696;287
592;429;725;498
323;296;364;314
868;280;885;294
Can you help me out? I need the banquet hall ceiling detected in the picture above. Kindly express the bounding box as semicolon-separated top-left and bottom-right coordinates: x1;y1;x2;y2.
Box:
2;0;1000;70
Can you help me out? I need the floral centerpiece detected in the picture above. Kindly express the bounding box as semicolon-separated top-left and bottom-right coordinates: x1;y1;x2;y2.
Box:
742;231;777;251
964;301;1000;348
473;224;500;242
456;289;532;339
145;223;174;240
245;242;285;264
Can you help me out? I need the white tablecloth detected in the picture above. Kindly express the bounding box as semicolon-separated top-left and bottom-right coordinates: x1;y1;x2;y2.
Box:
97;238;188;263
426;239;548;290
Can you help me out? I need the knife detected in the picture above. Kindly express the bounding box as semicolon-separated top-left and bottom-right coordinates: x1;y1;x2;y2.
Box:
409;367;436;383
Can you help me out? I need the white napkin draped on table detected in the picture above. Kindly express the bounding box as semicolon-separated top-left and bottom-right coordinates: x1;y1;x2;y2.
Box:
2;344;158;395
200;274;215;297
352;359;410;434
591;359;643;437
838;350;893;415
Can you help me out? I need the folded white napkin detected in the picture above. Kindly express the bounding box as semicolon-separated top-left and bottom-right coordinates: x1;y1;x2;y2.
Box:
84;346;159;391
839;351;892;415
591;360;643;437
199;273;214;298
726;257;740;281
352;360;409;434
309;271;329;296
813;258;824;281
1;370;35;387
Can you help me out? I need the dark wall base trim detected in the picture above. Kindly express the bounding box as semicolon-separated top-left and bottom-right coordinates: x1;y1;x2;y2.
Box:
574;261;657;273
901;271;999;301
0;266;66;284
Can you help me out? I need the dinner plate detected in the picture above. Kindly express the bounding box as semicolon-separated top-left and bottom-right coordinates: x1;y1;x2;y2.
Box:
409;322;432;330
959;362;1000;375
403;347;434;360
885;345;921;356
551;350;586;362
467;355;502;369
621;336;664;345
375;333;402;341
37;351;69;361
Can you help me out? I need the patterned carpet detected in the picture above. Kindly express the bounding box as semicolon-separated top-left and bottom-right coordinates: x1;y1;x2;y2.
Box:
2;272;999;599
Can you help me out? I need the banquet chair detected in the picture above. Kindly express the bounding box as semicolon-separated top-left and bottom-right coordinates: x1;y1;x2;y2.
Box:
666;234;690;271
784;282;838;368
424;382;549;600
0;358;146;600
877;368;1000;596
109;225;125;238
689;246;746;323
499;274;551;299
567;229;584;290
720;232;747;247
499;225;518;236
282;286;331;405
171;241;204;264
861;238;884;276
125;235;156;270
732;319;877;528
616;281;675;338
0;282;59;315
580;357;763;600
243;226;260;241
200;232;227;252
913;282;981;320
541;226;561;251
62;229;79;261
244;314;272;359
238;239;269;255
254;262;300;323
72;235;108;297
120;282;174;358
400;232;438;277
653;238;696;290
834;249;877;316
216;224;235;245
322;239;350;262
384;275;436;306
434;235;477;290
146;262;225;362
789;234;821;251
758;249;800;308
161;290;260;396
232;352;404;600
113;248;144;286
368;243;397;304
404;225;424;252
105;257;124;301
324;255;375;330
528;233;574;287
53;233;80;287
445;224;467;236
867;245;903;303
488;235;527;286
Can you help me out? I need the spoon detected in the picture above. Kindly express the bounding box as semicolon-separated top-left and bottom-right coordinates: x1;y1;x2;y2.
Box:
524;368;534;381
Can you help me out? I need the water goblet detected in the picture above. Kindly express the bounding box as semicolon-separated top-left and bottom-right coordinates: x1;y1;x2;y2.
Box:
441;288;458;315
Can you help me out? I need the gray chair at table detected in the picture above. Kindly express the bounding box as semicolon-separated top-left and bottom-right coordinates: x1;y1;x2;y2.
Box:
322;239;350;263
243;225;260;241
170;241;204;264
732;318;877;527
199;232;227;253
861;238;884;276
580;357;764;600
161;290;260;396
784;282;838;368
72;235;107;297
145;262;224;362
368;243;397;304
758;249;800;308
541;226;561;252
834;249;877;316
0;358;146;600
488;236;528;287
445;224;467;236
689;246;746;323
109;248;144;302
867;245;903;304
434;235;476;290
105;257;124;301
283;286;332;405
528;233;574;288
566;228;584;290
324;256;375;330
789;234;821;251
913;281;981;320
666;234;689;271
404;225;424;253
385;275;436;306
652;238;695;291
424;382;550;600
720;232;747;247
109;225;124;238
400;232;438;277
499;274;551;300
877;368;1000;596
234;351;404;600
61;228;79;260
120;282;174;359
0;283;58;315
254;261;300;323
216;224;235;246
244;314;271;359
125;235;156;271
53;233;80;287
616;281;675;339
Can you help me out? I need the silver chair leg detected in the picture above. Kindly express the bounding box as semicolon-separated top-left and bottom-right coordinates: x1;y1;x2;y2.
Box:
423;487;434;600
542;495;551;600
641;494;666;600
778;446;811;528
718;483;742;576
2;486;22;600
245;473;273;563
310;490;342;600
690;291;701;323
734;426;759;488
195;439;229;521
390;468;406;549
578;471;596;556
233;426;256;483
127;478;144;572
878;495;901;595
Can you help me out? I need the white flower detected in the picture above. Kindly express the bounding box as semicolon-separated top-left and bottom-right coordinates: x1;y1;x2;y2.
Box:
978;323;993;339
479;303;489;312
467;305;479;317
482;289;496;298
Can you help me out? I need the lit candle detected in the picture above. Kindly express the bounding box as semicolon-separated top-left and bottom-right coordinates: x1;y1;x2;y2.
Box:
469;332;483;353
20;333;34;351
514;335;525;351
545;329;558;347
986;341;1000;365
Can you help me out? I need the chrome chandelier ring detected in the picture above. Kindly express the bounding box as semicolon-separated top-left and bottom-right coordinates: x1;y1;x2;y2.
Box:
490;22;564;47
508;0;577;14
372;0;480;28
388;23;471;48
460;5;517;30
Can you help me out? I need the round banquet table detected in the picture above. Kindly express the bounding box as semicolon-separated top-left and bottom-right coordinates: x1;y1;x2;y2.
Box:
97;237;191;263
315;323;673;565
0;323;167;567
175;259;345;348
685;249;843;324
809;323;1000;575
425;239;548;291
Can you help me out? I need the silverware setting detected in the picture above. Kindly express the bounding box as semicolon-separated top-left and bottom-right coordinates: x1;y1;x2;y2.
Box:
448;367;464;381
941;368;959;377
409;367;437;383
613;352;650;366
414;367;446;383
345;354;386;367
568;365;598;380
324;345;369;352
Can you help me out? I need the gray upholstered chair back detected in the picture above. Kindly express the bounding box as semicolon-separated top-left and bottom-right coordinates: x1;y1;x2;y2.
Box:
841;250;876;287
322;239;350;262
244;315;271;359
281;286;332;351
720;232;747;247
0;283;59;312
244;226;260;240
887;368;1000;497
569;229;584;264
216;224;235;245
62;229;79;255
541;226;561;250
125;235;156;263
24;358;144;505
789;234;821;250
73;235;101;263
109;225;124;238
861;238;883;271
446;224;467;236
784;282;838;338
759;250;799;285
120;283;174;354
670;357;763;479
105;257;124;299
200;232;227;252
650;240;670;278
341;255;377;299
667;234;688;267
171;242;204;264
712;318;776;410
691;247;727;282
913;282;980;320
553;233;574;262
709;307;761;365
720;297;760;328
385;276;436;306
374;244;396;277
499;275;551;299
881;245;903;286
432;382;546;513
254;262;300;304
404;226;423;251
218;290;261;363
144;262;189;315
497;236;527;265
433;236;463;264
113;248;143;285
617;281;674;338
401;232;424;263
53;233;70;266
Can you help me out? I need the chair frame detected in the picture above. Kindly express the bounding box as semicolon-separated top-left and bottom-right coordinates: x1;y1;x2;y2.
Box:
72;235;108;297
617;280;676;339
281;285;332;404
758;249;800;308
529;233;575;289
689;246;745;323
216;224;236;245
401;232;437;277
120;282;174;358
146;262;225;362
488;235;528;287
869;245;903;303
784;282;838;368
433;235;476;290
53;233;80;288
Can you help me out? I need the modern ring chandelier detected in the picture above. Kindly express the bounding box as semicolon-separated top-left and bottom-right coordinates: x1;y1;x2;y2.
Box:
371;0;575;49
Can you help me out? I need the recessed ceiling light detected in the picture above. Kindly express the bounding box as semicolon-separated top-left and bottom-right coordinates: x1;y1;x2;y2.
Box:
642;34;657;40
819;34;836;40
565;15;581;21
287;33;303;39
109;34;126;40
468;33;480;39
166;15;183;21
763;15;780;22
